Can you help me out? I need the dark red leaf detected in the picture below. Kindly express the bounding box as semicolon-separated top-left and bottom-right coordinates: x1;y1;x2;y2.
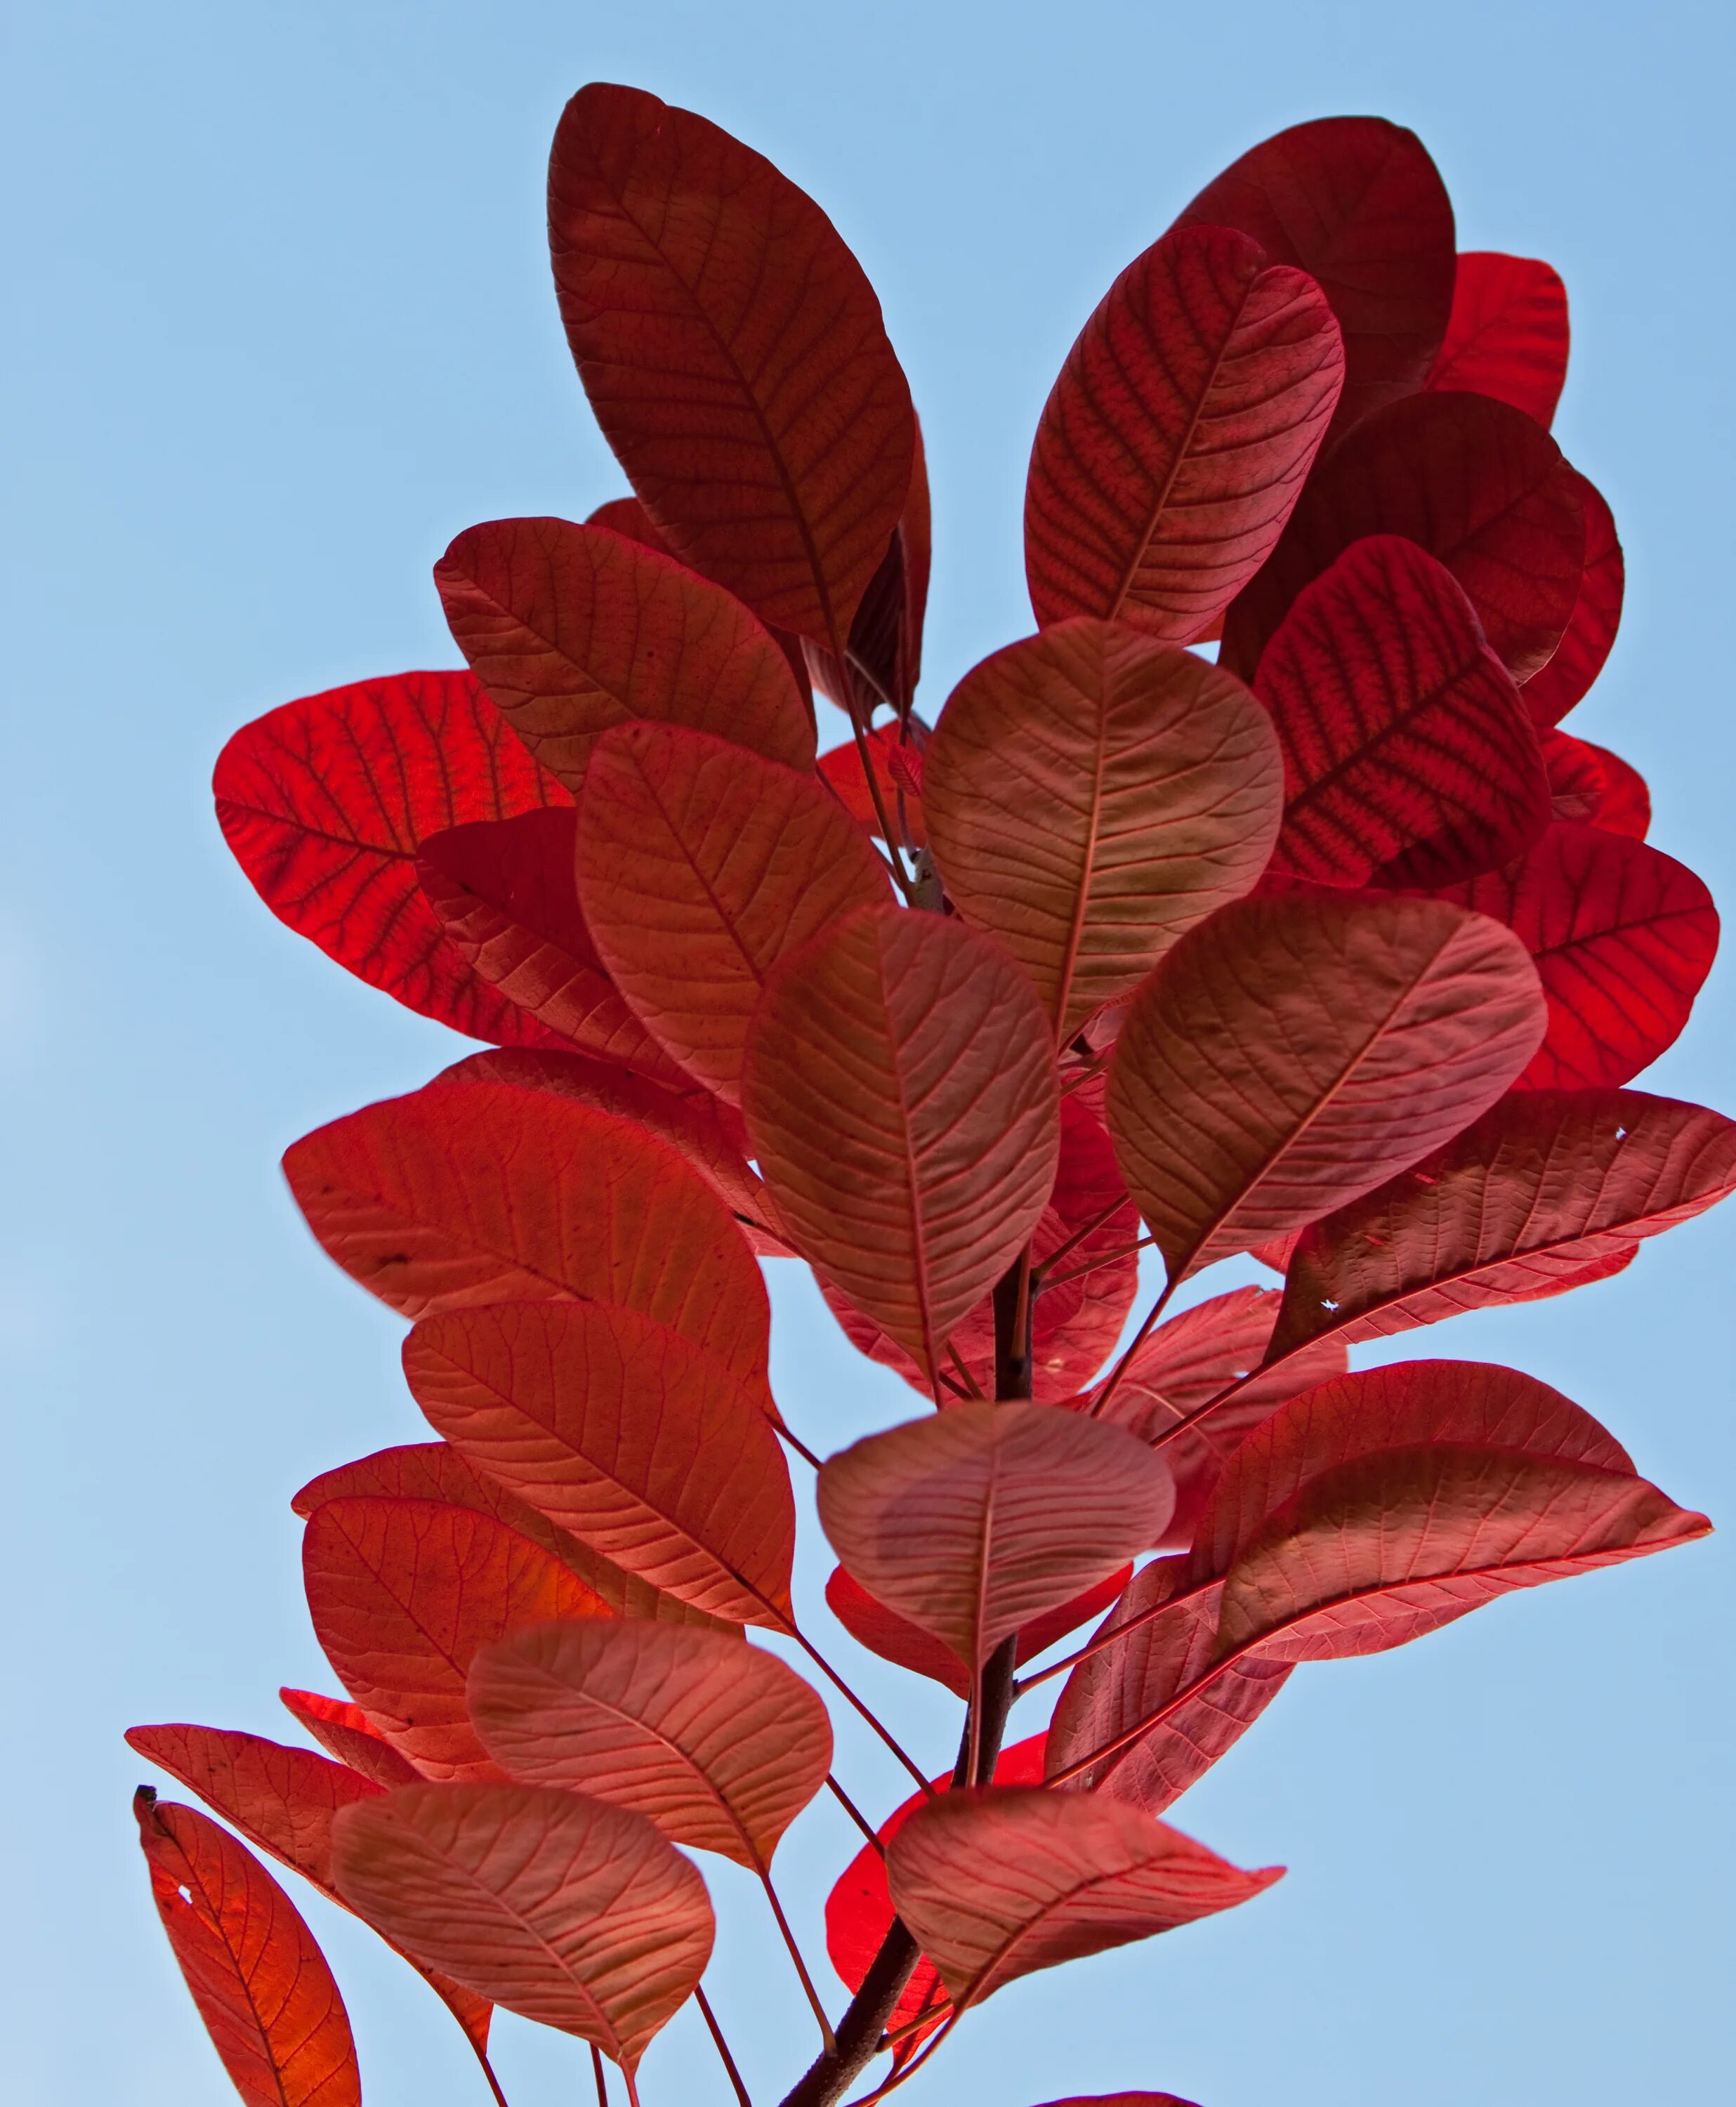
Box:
805;420;932;716
1031;2096;1199;2106
214;670;569;1042
1170;117;1454;435
1426;252;1570;426
1256;536;1550;888
1520;471;1623;725
549;82;915;646
1541;727;1607;823
1025;225;1342;641
1574;740;1650;839
816;724;928;848
1221;391;1585;684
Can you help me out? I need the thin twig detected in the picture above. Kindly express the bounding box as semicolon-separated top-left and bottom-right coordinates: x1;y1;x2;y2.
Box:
591;2044;609;2106
697;1985;754;2107
791;1631;935;1794
1012;1570;1218;1699
1086;1275;1177;1420
761;1867;837;2051
826;1772;886;1851
1029;1193;1126;1282
945;1342;985;1399
776;1420;823;1470
1041;1230;1155;1291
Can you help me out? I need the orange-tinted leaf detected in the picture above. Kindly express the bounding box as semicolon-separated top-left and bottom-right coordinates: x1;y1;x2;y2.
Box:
403;1300;795;1627
1270;1088;1736;1356
291;1438;729;1630
824;1563;1133;1698
332;1780;712;2074
1520;471;1622;726
302;1495;609;1780
468;1621;831;1869
1191;1362;1708;1661
282;1075;771;1384
817;1401;1172;1669
886;1787;1280;2007
1256;536;1550;888
1419;822;1718;1089
1025;225;1342;641
1221;392;1585;684
576;723;889;1102
135;1790;360;2107
549;82;914;645
924;622;1283;1035
435;516;815;787
1171;117;1454;435
214;669;568;1042
416;811;690;1080
817;724;928;848
1426;251;1570;426
1105;892;1546;1280
742;905;1060;1389
279;1690;421;1789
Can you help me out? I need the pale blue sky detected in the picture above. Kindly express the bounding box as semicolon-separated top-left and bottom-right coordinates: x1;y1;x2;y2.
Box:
4;4;1732;2104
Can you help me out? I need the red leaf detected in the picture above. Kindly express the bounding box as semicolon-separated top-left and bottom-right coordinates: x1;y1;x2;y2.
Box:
1426;252;1570;426
1171;117;1454;435
135;1790;360;2107
1573;740;1650;839
434;516;815;787
1420;822;1719;1088
468;1621;831;1869
1520;471;1623;725
1256;536;1550;888
1541;727;1607;824
924;622;1284;1034
1024;225;1342;641
291;1437;730;1629
214;670;568;1042
1270;1087;1736;1356
279;1690;421;1789
825;1563;1133;1699
416;811;691;1081
282;1074;771;1386
549;82;915;646
1031;2096;1199;2106
332;1780;712;2074
302;1495;609;1780
817;1401;1172;1669
817;724;928;847
743;905;1060;1390
805;419;933;717
402;1300;796;1627
886;1786;1280;2007
1105;891;1546;1280
575;723;890;1103
1221;392;1585;684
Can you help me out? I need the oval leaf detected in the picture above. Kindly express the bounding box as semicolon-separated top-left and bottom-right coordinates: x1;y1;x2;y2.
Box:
282;1075;771;1385
1520;471;1623;724
886;1787;1280;2008
742;904;1060;1389
549;82;914;645
924;622;1284;1035
468;1621;831;1869
403;1300;796;1627
1105;891;1547;1280
817;1401;1173;1669
332;1780;712;2073
303;1496;609;1780
135;1790;361;2107
576;722;890;1101
215;669;569;1042
1256;536;1551;888
1426;251;1570;426
1024;225;1343;641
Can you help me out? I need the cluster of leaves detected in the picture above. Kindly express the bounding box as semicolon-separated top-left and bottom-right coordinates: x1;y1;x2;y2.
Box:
130;84;1731;2107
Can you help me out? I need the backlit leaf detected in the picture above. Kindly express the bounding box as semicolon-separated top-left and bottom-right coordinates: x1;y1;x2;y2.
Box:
468;1621;831;1869
1573;739;1650;839
1426;252;1569;426
1105;891;1546;1280
279;1690;421;1789
1030;2096;1199;2106
1519;471;1622;725
1541;727;1607;824
817;724;928;848
403;1299;796;1627
886;1787;1280;2007
1025;225;1342;641
742;905;1060;1389
302;1496;609;1780
575;722;889;1102
1221;391;1585;684
817;1401;1173;1669
282;1075;771;1384
434;516;815;787
924;622;1284;1035
1171;117;1454;435
1256;536;1550;888
332;1780;712;2074
215;670;569;1043
135;1790;360;2107
549;82;915;645
1270;1087;1736;1356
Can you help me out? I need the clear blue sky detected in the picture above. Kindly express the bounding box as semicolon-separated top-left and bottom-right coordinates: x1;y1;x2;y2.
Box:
4;4;1732;2103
